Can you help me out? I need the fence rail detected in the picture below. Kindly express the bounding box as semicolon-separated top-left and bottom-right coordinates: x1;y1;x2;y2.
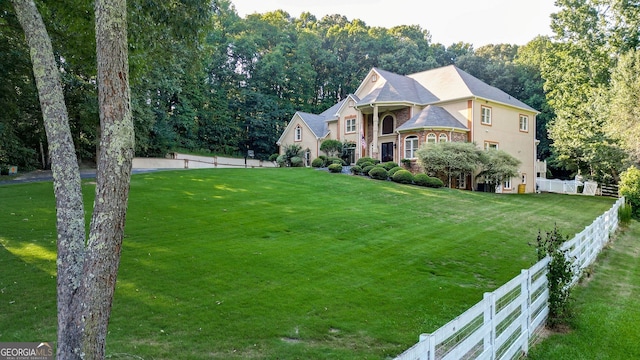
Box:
394;197;624;360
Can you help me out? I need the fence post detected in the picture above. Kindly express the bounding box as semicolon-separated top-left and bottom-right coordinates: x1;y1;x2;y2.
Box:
483;292;496;359
520;269;530;355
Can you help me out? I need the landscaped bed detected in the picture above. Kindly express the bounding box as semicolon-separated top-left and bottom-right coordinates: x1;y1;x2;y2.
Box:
0;168;616;359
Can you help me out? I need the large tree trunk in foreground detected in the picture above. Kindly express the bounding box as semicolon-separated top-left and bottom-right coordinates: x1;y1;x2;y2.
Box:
81;0;134;357
10;0;87;357
12;0;133;358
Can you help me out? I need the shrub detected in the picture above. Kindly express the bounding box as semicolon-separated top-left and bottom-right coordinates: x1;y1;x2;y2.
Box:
361;165;375;175
387;166;403;176
350;165;362;175
276;154;287;167
381;161;399;171
356;157;376;166
369;166;388;180
413;173;430;187
328;163;343;173
268;153;279;162
392;170;414;184
619;166;640;218
290;156;304;167
536;226;578;329
311;158;325;168
327;157;345;165
619;202;633;225
424;176;444;188
359;161;374;169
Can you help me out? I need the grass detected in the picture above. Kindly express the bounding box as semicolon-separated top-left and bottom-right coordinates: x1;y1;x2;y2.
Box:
527;220;640;359
0;168;616;359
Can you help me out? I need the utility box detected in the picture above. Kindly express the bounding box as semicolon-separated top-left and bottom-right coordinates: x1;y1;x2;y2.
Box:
8;166;17;175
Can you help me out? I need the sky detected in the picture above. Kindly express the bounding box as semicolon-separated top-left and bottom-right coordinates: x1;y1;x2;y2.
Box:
231;0;558;47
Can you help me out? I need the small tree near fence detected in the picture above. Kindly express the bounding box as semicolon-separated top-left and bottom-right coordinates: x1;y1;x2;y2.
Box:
536;225;578;329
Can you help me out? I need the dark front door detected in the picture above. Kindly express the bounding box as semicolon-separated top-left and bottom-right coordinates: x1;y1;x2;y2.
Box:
381;142;394;162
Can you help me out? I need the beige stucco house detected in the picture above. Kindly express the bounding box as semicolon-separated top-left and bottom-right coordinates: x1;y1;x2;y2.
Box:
276;65;540;193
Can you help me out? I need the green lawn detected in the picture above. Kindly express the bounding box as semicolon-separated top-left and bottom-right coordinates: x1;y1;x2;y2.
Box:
0;168;616;359
527;221;640;360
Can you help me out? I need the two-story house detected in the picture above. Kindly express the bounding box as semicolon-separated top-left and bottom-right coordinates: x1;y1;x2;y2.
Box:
276;65;539;193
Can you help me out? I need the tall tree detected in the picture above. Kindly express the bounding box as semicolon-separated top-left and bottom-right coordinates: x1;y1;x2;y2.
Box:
11;0;133;358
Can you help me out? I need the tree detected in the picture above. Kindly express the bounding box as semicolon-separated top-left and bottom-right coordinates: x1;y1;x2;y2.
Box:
416;142;482;188
477;149;521;186
11;0;133;358
320;139;342;157
619;166;640;219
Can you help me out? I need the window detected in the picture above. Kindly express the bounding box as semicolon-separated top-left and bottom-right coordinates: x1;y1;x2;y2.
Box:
372;74;378;82
294;125;302;142
484;141;498;150
427;133;437;143
381;115;394;135
405;136;419;159
481;106;492;125
521;173;527;184
345;118;356;133
439;133;448;143
519;115;529;132
503;178;512;190
458;174;467;189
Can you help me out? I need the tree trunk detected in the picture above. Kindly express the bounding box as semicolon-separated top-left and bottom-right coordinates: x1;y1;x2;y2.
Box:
81;0;134;357
10;0;87;357
12;0;133;358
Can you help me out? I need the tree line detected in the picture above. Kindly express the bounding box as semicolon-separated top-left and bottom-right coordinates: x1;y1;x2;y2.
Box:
2;0;639;183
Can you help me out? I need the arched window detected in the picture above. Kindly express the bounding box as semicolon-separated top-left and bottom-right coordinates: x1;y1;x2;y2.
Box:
381;115;394;135
426;133;437;143
405;136;419;159
439;133;448;142
294;125;302;141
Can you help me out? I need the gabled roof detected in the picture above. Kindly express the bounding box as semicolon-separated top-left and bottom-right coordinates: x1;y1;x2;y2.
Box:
357;68;439;105
408;65;538;112
397;105;468;132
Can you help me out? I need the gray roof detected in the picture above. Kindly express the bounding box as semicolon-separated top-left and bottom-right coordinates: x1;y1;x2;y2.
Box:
358;68;439;105
296;112;330;138
397;105;468;132
408;65;537;112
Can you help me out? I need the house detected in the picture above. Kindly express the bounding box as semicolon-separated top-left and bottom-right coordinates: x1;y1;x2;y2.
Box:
276;65;539;193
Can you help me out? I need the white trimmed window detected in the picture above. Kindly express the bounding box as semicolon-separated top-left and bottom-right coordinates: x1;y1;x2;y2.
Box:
439;133;448;142
503;178;512;190
405;136;419;159
484;141;498;150
519;115;529;132
345;118;356;133
481;106;492;125
294;125;302;142
427;133;437;143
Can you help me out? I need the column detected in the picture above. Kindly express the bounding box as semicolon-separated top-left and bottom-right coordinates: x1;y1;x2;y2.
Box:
372;105;379;160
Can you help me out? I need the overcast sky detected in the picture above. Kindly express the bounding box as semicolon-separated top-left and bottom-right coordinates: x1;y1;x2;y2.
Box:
231;0;558;47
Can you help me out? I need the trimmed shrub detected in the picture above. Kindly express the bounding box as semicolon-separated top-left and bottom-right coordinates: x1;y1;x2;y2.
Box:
359;161;374;169
387;166;403;176
276;154;287;167
327;157;345;165
424;176;444;188
413;173;431;187
290;156;304;167
361;165;375;175
356;157;376;166
392;170;414;184
381;161;399;171
311;158;325;168
268;153;279;162
318;155;328;163
369;166;389;180
350;165;363;175
328;163;343;173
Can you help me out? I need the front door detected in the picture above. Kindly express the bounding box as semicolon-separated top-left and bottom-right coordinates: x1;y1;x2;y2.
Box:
381;142;394;162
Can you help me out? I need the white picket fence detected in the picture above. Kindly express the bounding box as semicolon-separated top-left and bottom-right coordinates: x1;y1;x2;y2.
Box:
394;197;624;360
536;178;598;196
